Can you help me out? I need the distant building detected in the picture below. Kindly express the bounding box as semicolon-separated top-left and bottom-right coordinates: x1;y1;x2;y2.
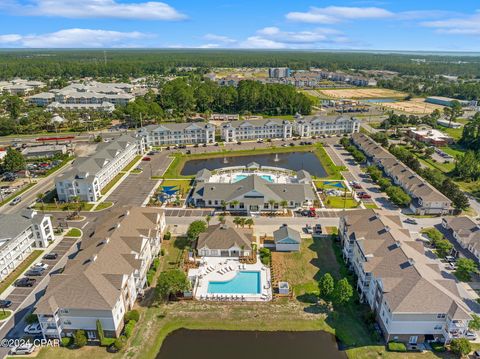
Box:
0;210;53;280
442;217;480;261
294;115;360;137
220;119;293;142
437;119;462;129
55;133;143;202
21;144;67;159
138;123;215;146
268;67;291;79
0;79;45;96
210;114;240;121
425;96;471;107
408;128;453;147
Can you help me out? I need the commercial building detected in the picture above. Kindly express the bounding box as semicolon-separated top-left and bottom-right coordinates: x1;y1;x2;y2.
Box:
21;144;67;159
426;96;471;107
294;115;360;137
268;67;291;78
220;119;293;142
407;128;453;147
340;210;472;344
55;133;143;202
35;207;166;339
138;123;215;146
0;210;53;281
191;166;317;214
352;133;452;215
442;217;480;261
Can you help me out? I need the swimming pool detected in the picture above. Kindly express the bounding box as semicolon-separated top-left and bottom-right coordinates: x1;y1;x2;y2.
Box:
233;174;274;183
208;271;261;294
324;181;345;189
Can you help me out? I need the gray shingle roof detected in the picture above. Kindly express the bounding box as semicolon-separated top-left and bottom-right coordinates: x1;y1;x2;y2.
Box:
273;225;301;244
197;224;252;251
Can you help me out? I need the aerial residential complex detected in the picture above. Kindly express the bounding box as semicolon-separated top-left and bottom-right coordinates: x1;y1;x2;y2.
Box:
138;123;216;146
442;217;480;261
190;165;317;213
340;210;472;344
294;115;361;137
220;119;293;142
55;133;143;202
0;79;45;95
0;210;53;281
28;81;136;112
352;133;452;215
35;207;166;339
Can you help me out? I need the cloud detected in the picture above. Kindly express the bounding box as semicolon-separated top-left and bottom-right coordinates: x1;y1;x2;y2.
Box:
2;0;186;20
286;6;393;24
203;34;236;44
198;43;221;48
0;28;150;48
239;27;349;49
422;12;480;35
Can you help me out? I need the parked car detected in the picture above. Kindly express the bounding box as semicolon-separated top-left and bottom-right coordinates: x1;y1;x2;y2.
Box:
404;218;418;225
237;141;242;145
466;331;478;340
147;151;154;155
256;139;263;143
0;299;12;308
357;192;371;199
24;323;42;335
15;278;36;287
352;183;362;189
33;262;49;270
193;143;199;148
314;224;322;234
289;143;295;146
304;224;313;234
166;146;171;150
10;343;35;355
25;269;44;277
10;196;22;206
142;157;151;161
43;253;58;260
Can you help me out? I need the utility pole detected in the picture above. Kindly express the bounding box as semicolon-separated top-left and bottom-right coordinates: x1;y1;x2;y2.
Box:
104;51;107;66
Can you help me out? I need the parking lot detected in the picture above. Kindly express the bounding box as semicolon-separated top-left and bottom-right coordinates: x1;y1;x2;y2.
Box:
4;236;78;311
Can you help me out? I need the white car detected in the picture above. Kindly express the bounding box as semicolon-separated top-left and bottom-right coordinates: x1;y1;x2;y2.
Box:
24;323;42;335
10;343;35;355
466;331;478;340
33;262;49;270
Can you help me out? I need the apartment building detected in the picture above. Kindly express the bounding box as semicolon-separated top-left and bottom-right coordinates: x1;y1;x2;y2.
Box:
55;134;143;202
0;210;53;281
294;115;360;137
35;207;166;339
339;209;472;345
352;133;452;215
139;123;215;146
442;217;480;261
28;81;135;111
0;79;45;96
220;119;293;142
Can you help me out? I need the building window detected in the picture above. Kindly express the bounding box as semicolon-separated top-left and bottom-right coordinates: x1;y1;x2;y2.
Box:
434;325;442;330
437;314;446;319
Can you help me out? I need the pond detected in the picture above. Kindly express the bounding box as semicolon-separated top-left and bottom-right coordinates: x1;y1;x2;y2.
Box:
156;329;347;359
180;151;327;177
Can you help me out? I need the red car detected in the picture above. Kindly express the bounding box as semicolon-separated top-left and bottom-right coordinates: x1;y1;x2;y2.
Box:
142;157;151;161
352;183;362;189
357;192;371;199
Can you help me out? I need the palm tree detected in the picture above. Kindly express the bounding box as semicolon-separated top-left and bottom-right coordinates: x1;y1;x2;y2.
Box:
245;218;254;229
268;199;277;215
220;200;227;213
230;200;239;210
239;217;246;228
233;217;241;227
205;215;211;226
218;215;226;225
280;200;288;213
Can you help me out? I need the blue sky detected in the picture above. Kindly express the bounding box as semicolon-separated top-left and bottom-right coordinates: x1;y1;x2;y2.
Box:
0;0;479;50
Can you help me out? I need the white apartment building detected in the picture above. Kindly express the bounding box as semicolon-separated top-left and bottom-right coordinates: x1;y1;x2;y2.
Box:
339;210;471;345
0;79;45;96
139;123;215;146
220;119;293;142
55;134;143;202
294;115;360;137
35;207;166;339
442;217;480;261
0;210;53;281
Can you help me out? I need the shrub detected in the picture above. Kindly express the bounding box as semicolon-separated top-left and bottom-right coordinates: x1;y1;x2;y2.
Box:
61;337;72;347
259;248;271;265
431;342;446;352
25;313;38;324
113;335;127;351
387;342;406;352
163;231;171;241
125;310;140;323
146;269;155;286
152;258;160;271
73;329;87;348
101;337;116;347
450;338;471;356
96;319;104;344
124;320;136;338
160;248;165;256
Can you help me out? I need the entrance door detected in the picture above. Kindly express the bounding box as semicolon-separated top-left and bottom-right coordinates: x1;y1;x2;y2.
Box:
250;205;259;211
409;336;418;344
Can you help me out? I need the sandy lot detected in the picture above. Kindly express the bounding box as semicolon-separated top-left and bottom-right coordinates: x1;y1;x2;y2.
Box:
319;88;407;99
377;98;445;114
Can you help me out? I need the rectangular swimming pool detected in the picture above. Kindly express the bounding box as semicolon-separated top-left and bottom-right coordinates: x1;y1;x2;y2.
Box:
207;271;261;294
233;174;273;183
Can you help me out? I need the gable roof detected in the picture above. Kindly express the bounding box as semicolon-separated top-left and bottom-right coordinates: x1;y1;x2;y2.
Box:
273;225;301;244
197;224;252;251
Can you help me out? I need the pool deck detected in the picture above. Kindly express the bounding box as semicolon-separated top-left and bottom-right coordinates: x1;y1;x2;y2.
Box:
190;256;272;302
208;170;292;184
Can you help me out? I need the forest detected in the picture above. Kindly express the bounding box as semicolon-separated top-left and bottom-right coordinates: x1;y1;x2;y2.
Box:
1;50;480;79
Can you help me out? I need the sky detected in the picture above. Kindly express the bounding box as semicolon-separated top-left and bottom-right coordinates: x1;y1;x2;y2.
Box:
0;0;479;51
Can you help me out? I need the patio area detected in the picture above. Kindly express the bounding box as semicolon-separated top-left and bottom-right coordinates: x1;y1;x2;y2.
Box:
189;256;272;302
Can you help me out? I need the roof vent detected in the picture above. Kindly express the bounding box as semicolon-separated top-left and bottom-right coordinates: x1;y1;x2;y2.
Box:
395;240;401;248
384;226;391;233
408;258;415;266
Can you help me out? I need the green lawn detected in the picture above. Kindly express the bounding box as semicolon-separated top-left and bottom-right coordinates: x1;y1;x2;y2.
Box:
65;228;82;237
364;202;379;209
0;182;36;207
34;201;94;212
159;180;193;198
0;250;43;295
324;196;359;209
439;145;465;158
94;202;113;211
438;125;463;141
121;155;142;172
100;173;125;195
0;310;12;321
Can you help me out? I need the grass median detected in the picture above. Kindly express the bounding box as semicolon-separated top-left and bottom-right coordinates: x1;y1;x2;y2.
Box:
0;250;43;295
121;155;142;172
65;228;82;237
100;173;126;195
